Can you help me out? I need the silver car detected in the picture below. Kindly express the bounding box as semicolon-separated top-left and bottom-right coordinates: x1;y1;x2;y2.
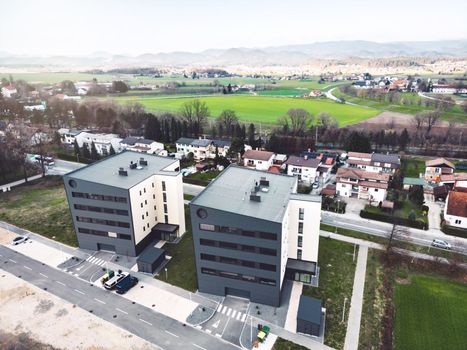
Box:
431;239;451;250
11;235;29;245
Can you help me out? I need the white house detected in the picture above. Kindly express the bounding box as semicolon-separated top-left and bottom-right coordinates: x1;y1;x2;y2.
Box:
175;137;233;160
243;149;274;171
120;137;164;155
443;190;467;230
58;128;86;145
1;85;17;98
75;132;122;156
285;155;321;184
336;167;390;203
190;138;212;161
24;104;46;112
347;152;400;174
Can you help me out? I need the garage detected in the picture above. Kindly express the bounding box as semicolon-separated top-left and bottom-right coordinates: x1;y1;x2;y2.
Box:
225;287;250;299
97;243;116;252
296;295;324;337
137;247;166;274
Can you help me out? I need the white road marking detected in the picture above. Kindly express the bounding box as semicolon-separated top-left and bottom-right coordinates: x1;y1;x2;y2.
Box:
226;308;232;317
88;257;97;263
94;298;105;304
205;329;212;334
221;317;231;337
23;265;32;270
139;318;153;326
221;306;227;314
236;312;242;320
212;320;220;329
241;313;247;322
86;255;93;261
74;289;85;295
195;325;202;329
116;308;128;315
165;330;179;338
231;310;237;319
217;303;223;312
39;273;48;278
192;343;207;350
56;281;66;286
215;333;222;338
8;259;17;263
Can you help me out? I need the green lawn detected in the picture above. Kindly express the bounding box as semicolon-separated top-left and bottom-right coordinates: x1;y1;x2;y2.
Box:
272;337;309;350
0;176;77;246
394;274;467;350
155;205;197;292
401;157;425;177
303;237;357;349
106;95;379;126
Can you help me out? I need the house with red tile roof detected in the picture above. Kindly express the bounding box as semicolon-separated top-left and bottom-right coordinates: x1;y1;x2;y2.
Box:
243;149;274;171
425;158;455;182
443;190;467;230
336;167;390;203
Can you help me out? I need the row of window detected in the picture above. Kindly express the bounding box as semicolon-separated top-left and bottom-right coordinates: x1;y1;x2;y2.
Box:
72;192;127;203
200;238;277;256
78;227;131;240
201;267;276;286
199;224;277;241
76;216;130;228
74;204;129;216
200;253;276;272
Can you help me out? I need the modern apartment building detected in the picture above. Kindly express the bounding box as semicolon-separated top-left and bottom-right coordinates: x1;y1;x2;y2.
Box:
190;166;321;306
63;151;186;256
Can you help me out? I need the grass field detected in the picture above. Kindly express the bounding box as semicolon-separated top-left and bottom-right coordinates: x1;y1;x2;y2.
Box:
394;274;467;350
272;338;309;350
401;157;425;177
0;176;76;246
106;95;380;126
302;237;357;349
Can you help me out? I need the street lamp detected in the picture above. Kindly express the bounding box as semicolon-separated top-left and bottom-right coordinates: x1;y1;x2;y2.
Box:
164;267;168;280
342;297;348;323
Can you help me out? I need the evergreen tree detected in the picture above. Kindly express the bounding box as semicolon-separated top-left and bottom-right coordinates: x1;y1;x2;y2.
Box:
82;142;91;159
399;128;410;150
408;185;425;206
247;123;256;148
90;141;99;160
73;139;81;157
109;144;116;155
344;131;371;153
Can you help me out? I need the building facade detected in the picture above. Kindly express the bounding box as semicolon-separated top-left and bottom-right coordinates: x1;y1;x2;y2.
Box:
443;190;467;230
336;167;390;202
243;150;274;171
190;166;321;306
63;151;186;256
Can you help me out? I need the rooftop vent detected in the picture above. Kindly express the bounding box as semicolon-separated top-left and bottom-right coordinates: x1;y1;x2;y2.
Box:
129;161;137;169
259;177;269;187
118;167;128;176
250;193;261;202
139;157;148;166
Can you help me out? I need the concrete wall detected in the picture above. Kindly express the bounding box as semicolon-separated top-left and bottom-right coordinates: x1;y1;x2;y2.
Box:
190;204;283;306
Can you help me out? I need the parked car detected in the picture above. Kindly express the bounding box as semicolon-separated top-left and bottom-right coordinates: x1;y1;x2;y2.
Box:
431;239;451;250
312;182;320;189
115;274;138;294
11;235;29;245
104;272;128;290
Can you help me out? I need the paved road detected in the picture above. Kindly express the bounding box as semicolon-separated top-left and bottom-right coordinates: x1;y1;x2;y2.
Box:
0;245;239;350
344;245;368;350
47;159;86;176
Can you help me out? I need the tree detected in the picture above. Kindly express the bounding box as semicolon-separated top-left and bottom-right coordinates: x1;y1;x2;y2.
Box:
109;144;116;155
82;142;91;160
90;142;99;161
247;123;256;148
75;104;91;126
408;185;424;206
344;131;371;153
408;211;416;221
279;108;313;136
217;110;238;136
227;137;245;160
73;140;81;158
111;81;129;93
317;112;338;129
399;128;410;150
180;99;210;137
61;80;77;95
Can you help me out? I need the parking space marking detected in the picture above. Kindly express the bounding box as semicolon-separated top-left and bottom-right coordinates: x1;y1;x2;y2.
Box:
165;330;179;338
74;289;85;295
94;298;105;304
212;320;220;329
139;318;153;326
8;259;17;263
116;308;128;315
192;343;207;350
39;273;48;278
23;265;32;270
56;281;66;286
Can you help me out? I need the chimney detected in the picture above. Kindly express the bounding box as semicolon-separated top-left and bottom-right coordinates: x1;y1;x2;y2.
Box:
304;155;308;160
118;167;128;176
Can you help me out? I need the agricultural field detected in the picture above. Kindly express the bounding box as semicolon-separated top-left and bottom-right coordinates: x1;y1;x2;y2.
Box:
0;72;126;84
394;274;467;350
105;95;380;126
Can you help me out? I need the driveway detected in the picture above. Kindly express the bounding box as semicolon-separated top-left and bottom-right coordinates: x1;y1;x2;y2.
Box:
424;194;443;231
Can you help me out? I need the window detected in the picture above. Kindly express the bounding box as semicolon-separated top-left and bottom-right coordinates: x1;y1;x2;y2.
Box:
242;260;255;268
219;241;237;250
259;247;277;256
200;238;216;247
200;253;216;261
147;223;149;228
164;215;168;223
152;183;154;188
163;193;167;202
139;190;142;196
298;236;303;248
154;205;156;210
141;215;144;220
143;188;146;193
143;226;146;231
162;181;166;192
375;189;378;192
145;200;148;205
201;268;217;276
153;194;155;199
146;211;148;217
297;249;302;260
298;222;303;234
259;263;276;272
299;208;304;220
199;224;215;231
259;231;277;240
163;204;168;213
141;203;143;208
455;219;462;224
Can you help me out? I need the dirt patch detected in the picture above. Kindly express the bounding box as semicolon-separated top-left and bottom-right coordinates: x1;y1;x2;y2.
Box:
0;271;160;350
395;277;412;285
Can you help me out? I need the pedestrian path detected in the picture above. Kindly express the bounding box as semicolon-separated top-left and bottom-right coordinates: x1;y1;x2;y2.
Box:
85;255;107;267
216;303;248;322
344;245;368;350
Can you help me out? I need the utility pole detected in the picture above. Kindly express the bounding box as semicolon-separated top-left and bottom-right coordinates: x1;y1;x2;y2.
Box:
342;297;348;323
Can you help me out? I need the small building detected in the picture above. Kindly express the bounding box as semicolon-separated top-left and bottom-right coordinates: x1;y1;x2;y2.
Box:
297;295;323;337
285;155;321;184
243;149;274;171
137;246;166;274
403;177;426;190
425;158;455;182
1;85;17;98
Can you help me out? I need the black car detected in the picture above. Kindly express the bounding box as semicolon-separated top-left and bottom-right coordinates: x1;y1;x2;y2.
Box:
115;275;139;294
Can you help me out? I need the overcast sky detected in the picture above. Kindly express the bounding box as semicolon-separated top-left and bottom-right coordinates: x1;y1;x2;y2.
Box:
1;0;466;56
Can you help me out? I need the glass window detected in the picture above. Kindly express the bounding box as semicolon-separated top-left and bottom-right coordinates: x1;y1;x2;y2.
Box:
199;224;215;231
162;181;166;192
297;249;302;260
163;193;167;202
164;204;168;213
298;236;303;248
298;222;304;234
164;215;168;223
299;208;304;220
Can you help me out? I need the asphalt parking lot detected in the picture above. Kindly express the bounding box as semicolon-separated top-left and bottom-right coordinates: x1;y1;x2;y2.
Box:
58;251;115;283
198;296;249;347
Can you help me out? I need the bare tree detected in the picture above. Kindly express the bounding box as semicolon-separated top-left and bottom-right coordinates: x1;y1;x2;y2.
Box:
279;108;313;136
217;109;238;136
387;223;408;250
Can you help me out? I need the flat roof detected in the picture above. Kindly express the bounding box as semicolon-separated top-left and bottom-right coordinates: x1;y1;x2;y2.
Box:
297;295;322;325
137;246;165;264
66;151;178;189
191;165;297;223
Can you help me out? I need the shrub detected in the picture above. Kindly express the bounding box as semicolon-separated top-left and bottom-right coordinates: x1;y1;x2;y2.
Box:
360;210;428;230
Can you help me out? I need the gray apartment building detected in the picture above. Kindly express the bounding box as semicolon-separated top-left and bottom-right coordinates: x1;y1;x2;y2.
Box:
63;151;186;256
190;166;321;306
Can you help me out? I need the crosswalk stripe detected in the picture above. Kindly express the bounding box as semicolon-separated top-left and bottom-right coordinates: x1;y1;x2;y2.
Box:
241;314;247;322
221;306;227;314
88;257;97;263
231;310;237;319
226;308;232;317
236;312;242;320
98;260;106;266
217;303;223;312
86;256;92;262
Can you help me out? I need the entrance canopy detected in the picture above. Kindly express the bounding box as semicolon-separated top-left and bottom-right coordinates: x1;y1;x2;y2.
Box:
152;223;179;242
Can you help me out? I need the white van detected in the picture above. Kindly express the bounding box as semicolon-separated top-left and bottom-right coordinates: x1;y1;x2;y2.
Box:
104;272;128;290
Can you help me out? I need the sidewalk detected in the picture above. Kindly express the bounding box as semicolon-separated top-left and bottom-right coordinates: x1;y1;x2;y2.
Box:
0;173;42;192
343;245;368;350
283;281;303;332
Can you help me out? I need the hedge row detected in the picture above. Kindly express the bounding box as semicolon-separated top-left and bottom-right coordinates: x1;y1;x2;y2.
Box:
360;210;428;230
441;224;467;239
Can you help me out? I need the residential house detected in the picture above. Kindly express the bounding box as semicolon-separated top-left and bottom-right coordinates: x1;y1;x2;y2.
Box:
439;172;467;189
190;166;321;306
190;138;212;161
285;155;321;184
120;137;164;155
175;137;195;157
1;85;17;98
243;149;274;171
443;190;467;230
212;139;231;158
347;152;400;174
63;151;186;256
58;128;86;145
75;132;122;156
425;158;455;182
175;137;232;161
336;167;390;203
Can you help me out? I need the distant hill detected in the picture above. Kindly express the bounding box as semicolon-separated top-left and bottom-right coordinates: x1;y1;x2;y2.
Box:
0;40;466;68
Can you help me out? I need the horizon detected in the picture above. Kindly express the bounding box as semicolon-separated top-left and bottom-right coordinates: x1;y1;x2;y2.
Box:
1;0;466;56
